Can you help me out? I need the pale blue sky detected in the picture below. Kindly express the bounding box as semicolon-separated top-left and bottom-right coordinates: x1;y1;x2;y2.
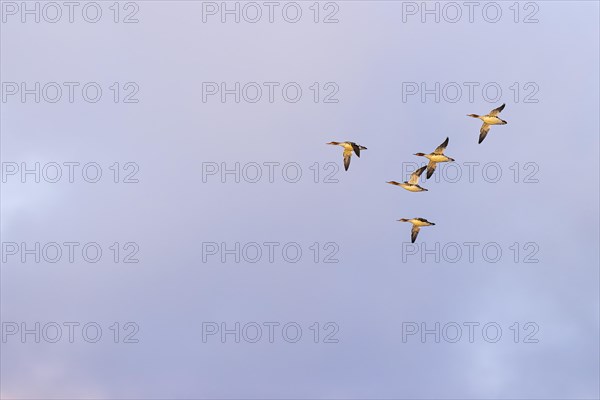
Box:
1;1;599;399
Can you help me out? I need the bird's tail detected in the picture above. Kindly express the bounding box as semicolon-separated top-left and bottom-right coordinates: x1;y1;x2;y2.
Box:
467;114;479;118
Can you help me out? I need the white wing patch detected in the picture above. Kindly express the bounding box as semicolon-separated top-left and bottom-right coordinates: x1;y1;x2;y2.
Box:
479;123;491;144
409;166;426;184
411;225;420;243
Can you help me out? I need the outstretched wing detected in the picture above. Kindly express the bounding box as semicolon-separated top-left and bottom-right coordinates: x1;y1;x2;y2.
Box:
479;123;491;144
343;151;352;171
409;166;427;184
433;137;449;154
426;160;437;179
411;225;421;243
350;142;361;157
489;103;505;116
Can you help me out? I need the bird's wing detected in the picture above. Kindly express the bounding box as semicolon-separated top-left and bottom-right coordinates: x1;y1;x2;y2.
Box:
409;166;427;184
411;225;421;243
479;123;491;144
426;160;437;179
489;103;505;116
433;137;449;154
350;142;361;157
343;149;352;171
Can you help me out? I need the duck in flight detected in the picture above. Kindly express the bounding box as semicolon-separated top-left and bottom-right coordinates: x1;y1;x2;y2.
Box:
467;103;508;144
414;137;455;179
326;141;367;171
398;218;435;243
387;166;427;192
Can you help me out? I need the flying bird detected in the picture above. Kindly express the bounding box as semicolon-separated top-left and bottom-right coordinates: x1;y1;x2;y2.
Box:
387;166;428;192
397;218;435;243
414;137;455;179
326;141;367;171
467;103;508;144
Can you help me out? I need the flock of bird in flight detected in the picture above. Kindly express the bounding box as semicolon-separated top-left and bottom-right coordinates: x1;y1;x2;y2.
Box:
327;104;508;243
